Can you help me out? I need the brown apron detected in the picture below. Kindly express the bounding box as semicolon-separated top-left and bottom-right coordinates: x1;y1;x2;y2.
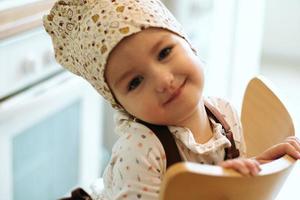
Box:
60;101;240;199
140;100;240;168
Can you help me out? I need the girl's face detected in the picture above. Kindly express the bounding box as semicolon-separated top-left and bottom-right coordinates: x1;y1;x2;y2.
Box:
105;28;205;125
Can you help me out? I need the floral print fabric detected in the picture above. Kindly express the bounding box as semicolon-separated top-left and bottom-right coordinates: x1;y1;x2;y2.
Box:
92;97;246;199
43;0;191;110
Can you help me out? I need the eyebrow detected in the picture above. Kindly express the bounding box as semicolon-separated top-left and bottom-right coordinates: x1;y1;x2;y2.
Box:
114;68;134;88
150;34;170;55
113;34;170;88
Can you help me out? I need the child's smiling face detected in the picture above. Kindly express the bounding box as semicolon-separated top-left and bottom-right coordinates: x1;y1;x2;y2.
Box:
105;28;205;125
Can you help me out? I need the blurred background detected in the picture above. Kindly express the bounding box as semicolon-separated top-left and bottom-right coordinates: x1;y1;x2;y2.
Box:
0;0;299;199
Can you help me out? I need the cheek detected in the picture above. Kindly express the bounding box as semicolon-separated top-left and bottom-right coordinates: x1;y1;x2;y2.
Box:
183;56;204;84
195;64;205;85
117;94;155;116
123;98;166;123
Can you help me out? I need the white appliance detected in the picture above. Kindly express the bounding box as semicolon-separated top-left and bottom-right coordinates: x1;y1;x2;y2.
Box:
0;27;104;200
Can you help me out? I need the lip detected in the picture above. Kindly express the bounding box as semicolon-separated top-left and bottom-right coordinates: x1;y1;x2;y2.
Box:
163;79;186;106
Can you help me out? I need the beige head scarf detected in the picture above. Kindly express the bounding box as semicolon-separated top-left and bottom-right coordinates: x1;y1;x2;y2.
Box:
43;0;192;110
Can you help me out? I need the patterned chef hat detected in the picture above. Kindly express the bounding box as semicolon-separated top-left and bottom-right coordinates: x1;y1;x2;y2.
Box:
43;0;193;110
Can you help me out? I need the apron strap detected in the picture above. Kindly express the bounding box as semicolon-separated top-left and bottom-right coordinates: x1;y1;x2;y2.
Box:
204;100;240;159
138;100;240;168
139;121;182;169
59;188;92;200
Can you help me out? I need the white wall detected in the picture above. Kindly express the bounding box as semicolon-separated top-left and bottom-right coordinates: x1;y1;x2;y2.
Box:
262;0;300;63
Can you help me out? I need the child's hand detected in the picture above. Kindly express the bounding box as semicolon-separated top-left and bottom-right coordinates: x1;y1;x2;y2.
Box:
220;158;261;176
254;136;300;164
220;136;300;176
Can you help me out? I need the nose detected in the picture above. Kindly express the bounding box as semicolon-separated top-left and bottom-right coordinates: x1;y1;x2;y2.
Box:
153;67;175;93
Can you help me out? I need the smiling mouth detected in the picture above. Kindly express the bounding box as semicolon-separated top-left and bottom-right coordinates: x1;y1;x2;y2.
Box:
163;79;186;106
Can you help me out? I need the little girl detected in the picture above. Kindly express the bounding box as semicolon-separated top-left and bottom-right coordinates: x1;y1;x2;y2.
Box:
44;0;300;199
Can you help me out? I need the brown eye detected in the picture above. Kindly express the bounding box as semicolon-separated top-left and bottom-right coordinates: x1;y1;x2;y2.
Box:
128;75;144;91
158;46;172;61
